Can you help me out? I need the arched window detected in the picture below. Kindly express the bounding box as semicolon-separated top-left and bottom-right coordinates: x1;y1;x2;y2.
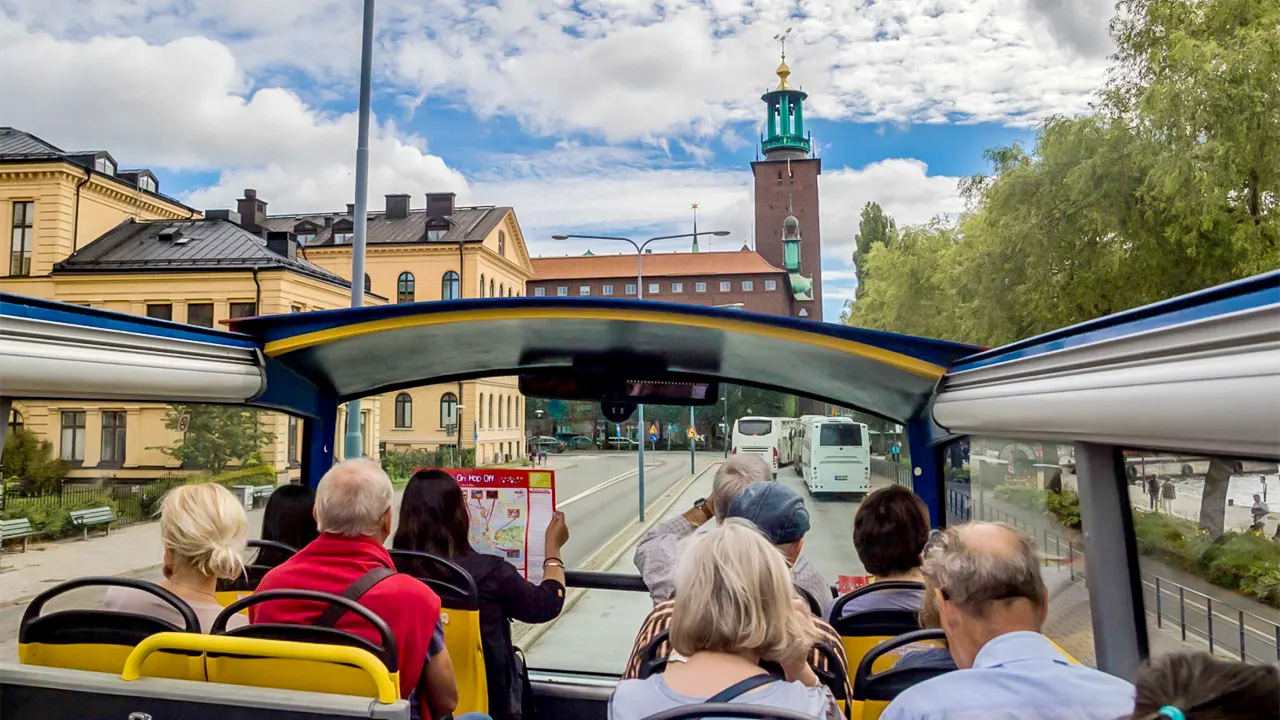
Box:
442;271;460;300
426;219;449;242
499;283;505;297
480;273;486;297
397;272;415;303
489;279;495;297
478;393;484;428
515;398;521;427
507;287;513;298
395;392;413;428
364;274;371;294
498;394;504;428
8;408;23;433
498;231;506;256
440;392;458;428
506;396;513;430
488;394;495;429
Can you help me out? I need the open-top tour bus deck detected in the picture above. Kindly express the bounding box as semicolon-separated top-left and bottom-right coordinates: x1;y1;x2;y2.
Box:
1;270;1276;719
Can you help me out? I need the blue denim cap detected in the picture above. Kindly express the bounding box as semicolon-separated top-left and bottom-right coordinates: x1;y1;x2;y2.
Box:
727;481;810;545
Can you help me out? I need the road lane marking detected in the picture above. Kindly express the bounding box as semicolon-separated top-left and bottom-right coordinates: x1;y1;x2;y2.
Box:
557;463;661;508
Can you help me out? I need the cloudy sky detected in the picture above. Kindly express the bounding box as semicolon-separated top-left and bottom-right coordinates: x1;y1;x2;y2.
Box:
2;0;1116;319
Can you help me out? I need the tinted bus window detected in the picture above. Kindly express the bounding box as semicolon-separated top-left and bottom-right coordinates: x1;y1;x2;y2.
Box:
737;419;773;436
820;424;862;446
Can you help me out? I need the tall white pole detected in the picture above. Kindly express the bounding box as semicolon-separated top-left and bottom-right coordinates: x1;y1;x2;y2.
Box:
343;0;375;460
636;245;646;522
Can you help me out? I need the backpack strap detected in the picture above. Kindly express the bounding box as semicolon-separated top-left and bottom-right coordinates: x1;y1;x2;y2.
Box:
705;674;780;704
314;566;396;628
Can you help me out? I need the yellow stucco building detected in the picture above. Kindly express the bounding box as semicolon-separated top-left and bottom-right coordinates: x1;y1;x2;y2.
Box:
0;128;380;482
263;191;533;463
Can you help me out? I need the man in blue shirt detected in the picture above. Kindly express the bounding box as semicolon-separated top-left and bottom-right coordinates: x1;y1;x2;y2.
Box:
882;522;1134;720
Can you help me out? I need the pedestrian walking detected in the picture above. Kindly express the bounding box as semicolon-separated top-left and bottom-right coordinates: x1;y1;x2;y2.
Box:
1160;477;1176;515
1147;475;1160;511
1251;494;1270;532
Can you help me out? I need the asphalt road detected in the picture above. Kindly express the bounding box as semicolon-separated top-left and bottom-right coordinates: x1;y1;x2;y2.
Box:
0;451;709;658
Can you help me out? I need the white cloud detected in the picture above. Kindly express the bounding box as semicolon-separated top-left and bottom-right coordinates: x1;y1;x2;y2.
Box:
7;0;1112;143
0;16;467;213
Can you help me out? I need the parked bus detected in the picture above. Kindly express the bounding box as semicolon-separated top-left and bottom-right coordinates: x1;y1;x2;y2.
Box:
731;416;795;478
797;416;870;495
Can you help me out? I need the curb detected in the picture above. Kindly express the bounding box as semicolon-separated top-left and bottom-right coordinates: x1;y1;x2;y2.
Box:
513;459;722;651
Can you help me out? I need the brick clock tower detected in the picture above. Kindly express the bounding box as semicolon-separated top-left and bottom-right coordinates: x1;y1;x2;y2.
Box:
751;46;822;322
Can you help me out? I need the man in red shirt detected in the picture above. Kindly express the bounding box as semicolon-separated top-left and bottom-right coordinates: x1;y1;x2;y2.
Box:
251;458;457;717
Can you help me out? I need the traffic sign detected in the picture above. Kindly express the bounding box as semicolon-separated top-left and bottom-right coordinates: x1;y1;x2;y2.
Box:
687;427;698;440
177;413;191;433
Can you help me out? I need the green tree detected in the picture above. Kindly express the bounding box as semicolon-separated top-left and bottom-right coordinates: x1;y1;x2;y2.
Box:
154;404;274;476
852;201;898;296
3;427;68;495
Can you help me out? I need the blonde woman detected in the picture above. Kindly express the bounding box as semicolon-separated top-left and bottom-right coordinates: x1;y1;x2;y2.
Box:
609;519;838;720
105;482;249;631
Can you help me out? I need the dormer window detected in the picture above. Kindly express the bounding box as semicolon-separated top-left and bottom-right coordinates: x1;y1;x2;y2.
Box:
94;156;115;175
138;175;156;192
426;219;449;242
331;219;354;244
294;221;318;247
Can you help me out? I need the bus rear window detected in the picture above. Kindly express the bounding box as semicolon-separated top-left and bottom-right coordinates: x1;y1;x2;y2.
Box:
736;420;773;436
820;424;862;446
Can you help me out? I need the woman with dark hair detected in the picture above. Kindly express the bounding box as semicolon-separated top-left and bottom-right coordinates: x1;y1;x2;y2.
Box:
256;483;319;568
833;484;930;620
1129;652;1278;719
393;469;569;720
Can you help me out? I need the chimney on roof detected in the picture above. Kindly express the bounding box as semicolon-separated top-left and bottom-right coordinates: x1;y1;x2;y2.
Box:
386;194;411;220
266;230;298;261
204;209;242;225
236;189;267;233
425;192;455;218
346;203;355;216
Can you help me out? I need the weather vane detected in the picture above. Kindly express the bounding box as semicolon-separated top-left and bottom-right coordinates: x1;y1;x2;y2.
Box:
774;27;793;60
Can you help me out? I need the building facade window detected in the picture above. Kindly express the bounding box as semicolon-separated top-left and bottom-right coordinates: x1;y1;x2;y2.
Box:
60;410;86;462
480;274;486;297
695;282;707;293
146;304;173;321
333;232;353;244
498;231;506;256
440;393;458;428
398;272;416;303
187;303;214;328
671;282;683;293
602;284;614;296
765;280;777;291
395;392;413;428
442;271;460;300
625;284;637;295
534;287;545;297
10;201;33;276
287;416;299;464
556;286;568;297
488;394;495;429
490;279;496;297
497;394;504;428
364;274;371;293
507;397;513;430
291;305;303;313
296;232;315;246
138;175;156;193
499;283;505;297
478;393;485;428
720;281;731;292
229;302;257;319
426;220;449;242
101;411;127;465
648;283;659;295
8;408;23;433
742;280;754;292
579;285;591;296
94;156;115;175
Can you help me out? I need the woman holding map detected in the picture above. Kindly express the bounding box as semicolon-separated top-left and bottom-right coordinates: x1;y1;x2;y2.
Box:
394;469;569;720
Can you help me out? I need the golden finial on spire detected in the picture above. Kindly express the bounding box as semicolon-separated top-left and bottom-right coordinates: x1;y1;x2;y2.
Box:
774;28;794;90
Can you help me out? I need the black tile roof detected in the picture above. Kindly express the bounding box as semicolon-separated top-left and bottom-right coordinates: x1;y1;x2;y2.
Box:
0;127;62;158
262;206;510;247
54;218;356;289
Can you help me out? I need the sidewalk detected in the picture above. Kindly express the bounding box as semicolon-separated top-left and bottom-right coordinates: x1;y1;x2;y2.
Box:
1126;484;1274;535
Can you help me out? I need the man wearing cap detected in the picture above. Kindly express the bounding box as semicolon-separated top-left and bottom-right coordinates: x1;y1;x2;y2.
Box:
634;454;830;612
623;481;849;703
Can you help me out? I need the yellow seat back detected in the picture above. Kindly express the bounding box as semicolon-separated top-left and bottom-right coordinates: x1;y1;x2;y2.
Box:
852;629;953;720
390;549;489;717
831;581;925;688
214;539;298;609
18;577;206;681
210;588;402;701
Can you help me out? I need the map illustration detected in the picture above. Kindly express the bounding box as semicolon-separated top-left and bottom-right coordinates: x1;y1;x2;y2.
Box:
467;488;527;562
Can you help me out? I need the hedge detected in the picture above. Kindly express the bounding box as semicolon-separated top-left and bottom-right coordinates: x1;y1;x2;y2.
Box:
1132;511;1280;609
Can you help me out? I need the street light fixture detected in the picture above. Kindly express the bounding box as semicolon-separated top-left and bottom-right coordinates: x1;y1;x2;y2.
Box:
550;229;731;522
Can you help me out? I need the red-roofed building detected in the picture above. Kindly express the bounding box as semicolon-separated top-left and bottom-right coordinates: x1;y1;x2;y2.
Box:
529;247;803;317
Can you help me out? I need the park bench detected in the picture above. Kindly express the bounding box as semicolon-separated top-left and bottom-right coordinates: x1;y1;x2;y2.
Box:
68;506;115;540
1;518;37;552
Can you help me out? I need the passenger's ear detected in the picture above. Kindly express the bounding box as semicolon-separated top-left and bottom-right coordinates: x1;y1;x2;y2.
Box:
381;508;393;537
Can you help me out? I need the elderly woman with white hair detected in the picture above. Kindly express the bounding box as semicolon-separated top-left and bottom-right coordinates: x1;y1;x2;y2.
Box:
104;482;249;632
610;519;840;720
634;453;832;614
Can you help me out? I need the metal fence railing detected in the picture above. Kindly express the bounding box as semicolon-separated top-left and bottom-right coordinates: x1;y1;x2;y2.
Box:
947;487;1083;579
1;477;185;533
871;456;912;489
1144;572;1280;664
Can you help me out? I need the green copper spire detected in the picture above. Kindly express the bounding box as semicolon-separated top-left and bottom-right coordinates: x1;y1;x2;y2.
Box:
761;30;811;159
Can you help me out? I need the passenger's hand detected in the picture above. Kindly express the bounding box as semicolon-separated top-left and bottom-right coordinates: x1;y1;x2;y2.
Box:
682;498;713;527
545;511;569;550
777;598;821;678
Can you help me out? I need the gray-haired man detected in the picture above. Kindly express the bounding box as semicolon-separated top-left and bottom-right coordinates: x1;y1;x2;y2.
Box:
633;453;831;615
882;522;1133;720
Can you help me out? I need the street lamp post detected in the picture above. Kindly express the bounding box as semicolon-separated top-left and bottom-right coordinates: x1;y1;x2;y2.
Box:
552;230;729;522
723;395;730;458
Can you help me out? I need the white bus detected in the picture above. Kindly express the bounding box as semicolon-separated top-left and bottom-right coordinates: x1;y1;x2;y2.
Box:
731;416;795;478
797;416;871;495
